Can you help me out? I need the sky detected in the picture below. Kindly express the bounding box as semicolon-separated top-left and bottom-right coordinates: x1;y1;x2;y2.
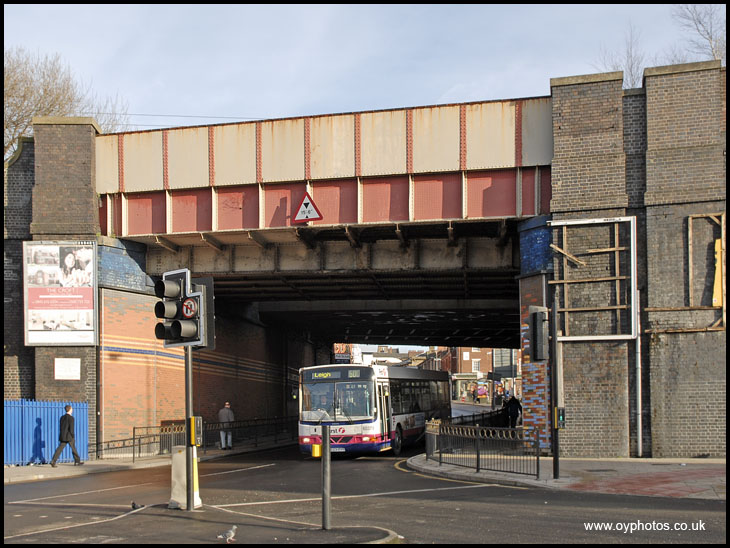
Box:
4;4;691;132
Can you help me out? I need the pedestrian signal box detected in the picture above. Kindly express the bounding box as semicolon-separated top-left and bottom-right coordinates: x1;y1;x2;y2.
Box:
189;416;203;446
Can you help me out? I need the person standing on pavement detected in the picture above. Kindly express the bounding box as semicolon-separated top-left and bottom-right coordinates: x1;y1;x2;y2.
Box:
218;402;235;450
505;395;523;429
50;405;83;467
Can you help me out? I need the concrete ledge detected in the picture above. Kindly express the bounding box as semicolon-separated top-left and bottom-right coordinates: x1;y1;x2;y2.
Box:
32;116;101;134
644;60;722;79
550;71;623;88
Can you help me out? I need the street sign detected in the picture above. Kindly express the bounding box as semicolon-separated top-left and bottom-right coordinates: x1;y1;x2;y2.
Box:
293;191;323;223
181;297;198;319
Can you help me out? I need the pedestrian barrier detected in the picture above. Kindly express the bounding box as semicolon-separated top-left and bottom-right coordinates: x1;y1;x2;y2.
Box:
89;416;298;463
4;399;89;466
204;416;298;452
426;419;539;478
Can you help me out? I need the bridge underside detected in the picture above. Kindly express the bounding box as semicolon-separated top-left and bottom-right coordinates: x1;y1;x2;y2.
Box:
255;298;520;348
130;219;522;348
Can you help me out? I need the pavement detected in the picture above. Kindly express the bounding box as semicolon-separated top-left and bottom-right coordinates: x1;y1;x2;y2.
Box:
407;454;726;500
439;400;726;501
4;421;725;544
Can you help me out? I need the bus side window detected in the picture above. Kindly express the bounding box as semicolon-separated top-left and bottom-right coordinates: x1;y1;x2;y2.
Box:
390;381;402;415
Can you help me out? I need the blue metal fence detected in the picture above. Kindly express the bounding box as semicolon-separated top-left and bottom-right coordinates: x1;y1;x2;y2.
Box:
4;400;89;466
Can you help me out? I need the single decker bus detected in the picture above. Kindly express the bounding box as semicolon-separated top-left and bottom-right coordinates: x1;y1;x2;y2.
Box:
298;364;451;456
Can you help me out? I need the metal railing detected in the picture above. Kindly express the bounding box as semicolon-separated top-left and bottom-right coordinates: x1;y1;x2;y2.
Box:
203;416;298;452
450;407;508;427
90;416;297;463
426;420;540;478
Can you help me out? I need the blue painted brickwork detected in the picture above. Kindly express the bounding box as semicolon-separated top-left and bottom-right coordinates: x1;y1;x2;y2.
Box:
518;215;552;276
98;240;154;293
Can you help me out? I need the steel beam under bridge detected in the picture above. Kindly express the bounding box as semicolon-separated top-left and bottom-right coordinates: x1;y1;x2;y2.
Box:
256;298;520;348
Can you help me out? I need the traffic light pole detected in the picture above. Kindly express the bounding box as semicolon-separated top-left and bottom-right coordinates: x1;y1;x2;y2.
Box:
185;345;194;511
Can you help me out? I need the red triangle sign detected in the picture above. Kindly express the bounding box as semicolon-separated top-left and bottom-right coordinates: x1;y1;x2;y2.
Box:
293;191;323;223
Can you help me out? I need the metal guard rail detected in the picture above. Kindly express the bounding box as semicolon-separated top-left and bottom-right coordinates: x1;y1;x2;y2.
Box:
426;420;540;479
91;416;297;463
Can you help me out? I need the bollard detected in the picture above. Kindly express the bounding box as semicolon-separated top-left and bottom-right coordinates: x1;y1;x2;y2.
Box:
322;424;331;530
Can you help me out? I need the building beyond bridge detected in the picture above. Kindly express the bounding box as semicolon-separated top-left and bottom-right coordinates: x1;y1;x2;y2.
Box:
4;60;725;459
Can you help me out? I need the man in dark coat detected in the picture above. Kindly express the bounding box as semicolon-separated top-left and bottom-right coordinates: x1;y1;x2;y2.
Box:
505;395;523;429
50;405;83;467
218;402;235;450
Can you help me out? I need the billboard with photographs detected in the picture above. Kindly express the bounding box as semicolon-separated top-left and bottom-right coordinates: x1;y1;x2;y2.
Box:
23;241;98;346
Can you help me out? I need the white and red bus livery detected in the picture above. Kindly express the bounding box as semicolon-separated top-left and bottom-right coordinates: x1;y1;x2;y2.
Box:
298;364;451;455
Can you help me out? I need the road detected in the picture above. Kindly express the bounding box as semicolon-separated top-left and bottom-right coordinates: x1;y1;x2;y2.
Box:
4;445;726;544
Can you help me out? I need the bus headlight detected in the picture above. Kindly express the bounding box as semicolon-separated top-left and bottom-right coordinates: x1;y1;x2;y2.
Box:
302;437;311;444
362;436;370;442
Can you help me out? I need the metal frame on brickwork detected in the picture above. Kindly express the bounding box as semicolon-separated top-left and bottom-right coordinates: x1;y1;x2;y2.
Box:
644;212;725;334
547;216;637;342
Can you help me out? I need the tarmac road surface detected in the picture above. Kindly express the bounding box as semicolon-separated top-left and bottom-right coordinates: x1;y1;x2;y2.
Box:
4;445;726;544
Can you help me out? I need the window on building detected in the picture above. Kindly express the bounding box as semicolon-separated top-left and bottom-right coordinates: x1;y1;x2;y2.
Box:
493;348;514;367
472;359;480;372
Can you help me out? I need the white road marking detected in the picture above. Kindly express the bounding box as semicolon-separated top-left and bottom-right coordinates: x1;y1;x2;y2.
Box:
214;483;492;508
200;463;275;477
7;482;156;504
211;504;318;528
3;505;150;541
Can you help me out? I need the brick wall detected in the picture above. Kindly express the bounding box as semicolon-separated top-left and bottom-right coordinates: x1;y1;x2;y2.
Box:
623;89;647;209
99;289;320;441
643;62;725;457
28;119;101;447
644;63;725;207
518;215;552;275
4;138;36;398
30;119;100;238
550;72;627;213
549;72;633;456
548;62;725;457
518;274;551;450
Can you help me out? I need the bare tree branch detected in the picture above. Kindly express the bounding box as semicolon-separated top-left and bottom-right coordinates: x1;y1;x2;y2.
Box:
594;23;645;88
4;47;130;161
673;4;726;63
594;5;725;90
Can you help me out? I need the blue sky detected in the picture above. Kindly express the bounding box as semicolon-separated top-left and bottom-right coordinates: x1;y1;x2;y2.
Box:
5;4;688;131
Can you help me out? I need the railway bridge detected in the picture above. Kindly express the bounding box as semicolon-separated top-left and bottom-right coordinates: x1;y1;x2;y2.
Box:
4;60;725;459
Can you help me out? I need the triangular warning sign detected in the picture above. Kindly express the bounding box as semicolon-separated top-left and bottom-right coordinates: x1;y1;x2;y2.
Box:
293;191;323;223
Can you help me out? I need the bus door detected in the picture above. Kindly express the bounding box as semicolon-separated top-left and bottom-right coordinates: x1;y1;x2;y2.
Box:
377;382;391;442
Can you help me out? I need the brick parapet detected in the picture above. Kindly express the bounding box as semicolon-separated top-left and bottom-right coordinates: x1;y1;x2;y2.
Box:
30;119;100;238
550;73;627;213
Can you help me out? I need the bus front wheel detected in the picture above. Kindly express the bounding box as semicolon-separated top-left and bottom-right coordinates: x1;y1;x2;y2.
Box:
392;425;403;456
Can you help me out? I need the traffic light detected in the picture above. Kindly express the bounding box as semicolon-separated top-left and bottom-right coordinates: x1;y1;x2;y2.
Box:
529;306;549;361
154;269;203;347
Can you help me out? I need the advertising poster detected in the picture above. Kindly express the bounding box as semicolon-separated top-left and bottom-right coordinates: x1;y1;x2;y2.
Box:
333;342;351;364
23;241;97;346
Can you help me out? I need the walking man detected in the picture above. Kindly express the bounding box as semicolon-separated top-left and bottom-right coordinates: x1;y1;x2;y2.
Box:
505;395;523;429
50;405;83;467
218;401;235;450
